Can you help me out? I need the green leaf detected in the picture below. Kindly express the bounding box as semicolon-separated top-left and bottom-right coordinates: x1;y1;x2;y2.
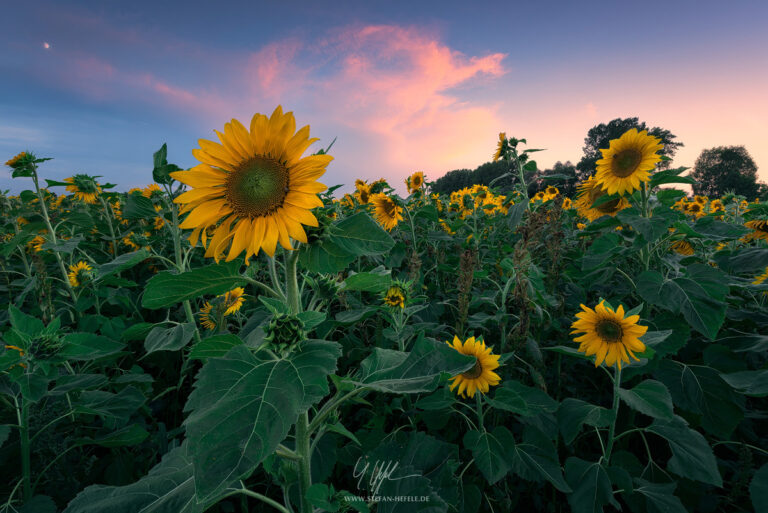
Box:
142;260;246;309
51;374;108;395
649;169;696;188
123;194;157;219
343;270;392;293
296;310;326;331
0;425;11;449
18;495;57;513
121;322;156;342
184;341;341;501
188;334;244;361
646;416;722;486
97;250;151;279
487;380;558;417
751;464;768;513
617;209;673;243
720;370;768;397
464;427;513;484
76;424;149;448
63;445;214;513
619;380;675;420
565;458;618;513
633;479;687;513
509;427;571;493
557;398;613;445
9;304;44;337
60;333;125;361
144;323;196;354
691;216;749;240
73;386;146;424
356;336;474;394
41;235;84;254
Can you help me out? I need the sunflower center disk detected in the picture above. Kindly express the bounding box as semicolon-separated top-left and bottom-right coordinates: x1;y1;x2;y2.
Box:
596;319;623;343
226;157;289;218
462;359;484;379
611;149;643;178
589;188;621;214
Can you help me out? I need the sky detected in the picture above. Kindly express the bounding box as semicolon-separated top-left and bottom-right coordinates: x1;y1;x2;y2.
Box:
1;0;767;195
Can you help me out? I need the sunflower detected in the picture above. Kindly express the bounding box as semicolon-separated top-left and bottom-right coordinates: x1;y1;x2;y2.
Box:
753;266;768;285
68;261;93;287
693;195;708;205
5;151;28;168
383;285;406;309
545;185;559;196
199;287;246;330
670;240;694;256
371;193;403;231
686;202;705;218
570;301;648;369
406;171;425;194
171;106;331;262
574;176;629;222
594;129;663;196
64;174;102;204
28;235;45;252
446;336;501;398
354;183;372;205
493;132;506;162
745;220;768;241
562;197;572;209
143;183;163;198
122;231;152;251
709;199;724;213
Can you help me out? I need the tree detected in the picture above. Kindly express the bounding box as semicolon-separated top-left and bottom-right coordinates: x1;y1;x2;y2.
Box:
530;161;578;197
690;146;759;199
576;117;683;182
431;161;522;195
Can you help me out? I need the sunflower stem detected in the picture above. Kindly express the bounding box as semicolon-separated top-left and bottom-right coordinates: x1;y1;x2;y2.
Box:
295;411;312;513
14;394;32;501
285;251;301;315
604;366;622;463
98;196;118;258
475;393;485;432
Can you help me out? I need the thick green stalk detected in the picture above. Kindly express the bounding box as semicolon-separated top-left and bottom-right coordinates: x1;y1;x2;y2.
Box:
167;197;201;345
295;412;313;513
604;367;622;463
15;396;32;501
475;393;485;432
285;251;301;315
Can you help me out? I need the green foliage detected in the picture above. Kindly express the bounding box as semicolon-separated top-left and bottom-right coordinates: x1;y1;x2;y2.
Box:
690;145;761;199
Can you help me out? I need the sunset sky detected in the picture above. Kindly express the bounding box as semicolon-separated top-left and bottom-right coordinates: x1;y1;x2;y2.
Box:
2;0;767;194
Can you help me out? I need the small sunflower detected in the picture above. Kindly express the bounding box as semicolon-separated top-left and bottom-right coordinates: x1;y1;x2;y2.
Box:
493;132;506;162
745;220;768;241
122;231;152;251
142;183;163;198
670;240;694;256
686;202;705;218
199;287;246;330
753;266;768;285
594;129;663;196
64;174;102;204
28;235;46;252
562;197;572;209
354;183;372;205
446;336;501;398
171;106;331;263
371;193;403;231
5;151;30;168
570;301;648;370
694;195;708;205
383;285;406;309
68;261;93;287
545;185;559;196
406;171;425;194
574;176;629;222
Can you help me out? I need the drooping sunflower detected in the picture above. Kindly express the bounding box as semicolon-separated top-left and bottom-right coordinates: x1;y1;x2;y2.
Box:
371;193;403;231
67;261;93;287
745;219;768;242
382;285;406;309
493;132;506;162
670;240;694;256
143;183;163;198
199;287;246;330
594;129;663;196
170;106;331;262
570;301;648;370
64;174;102;204
28;235;45;252
406;171;425;194
753;266;768;285
574;176;629;222
446;336;501;398
5;151;29;168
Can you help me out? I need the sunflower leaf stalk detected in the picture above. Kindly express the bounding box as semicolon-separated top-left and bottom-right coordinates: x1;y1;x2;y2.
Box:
604;367;622;463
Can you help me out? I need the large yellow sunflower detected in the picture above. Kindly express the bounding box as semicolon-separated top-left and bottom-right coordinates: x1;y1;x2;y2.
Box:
570;301;648;370
64;174;102;204
745;220;768;242
171;106;331;262
446;336;501;398
68;261;93;287
371;193;403;231
492;132;506;162
574;176;629;222
594;129;663;196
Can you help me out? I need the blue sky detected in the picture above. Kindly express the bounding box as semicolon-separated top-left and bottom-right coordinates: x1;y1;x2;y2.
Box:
2;0;767;193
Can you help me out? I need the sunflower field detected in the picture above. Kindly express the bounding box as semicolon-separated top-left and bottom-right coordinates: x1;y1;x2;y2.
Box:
1;107;768;513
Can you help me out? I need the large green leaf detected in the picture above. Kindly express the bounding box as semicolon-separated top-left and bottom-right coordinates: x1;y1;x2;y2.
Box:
646;417;722;486
123;194;157;219
75;424;149;448
60;333;125;361
73;386;146;425
142;260;246;309
64;445;215;513
97;250;152;279
299;213;394;273
720;370;768;397
464;427;513;484
751;463;768;513
487;380;558;417
557;398;613;445
633;479;687;513
144;323;197;354
564;457;618;513
618;379;674;420
509;426;571;493
355;336;474;394
188;334;244;361
184;341;340;501
616;209;674;243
